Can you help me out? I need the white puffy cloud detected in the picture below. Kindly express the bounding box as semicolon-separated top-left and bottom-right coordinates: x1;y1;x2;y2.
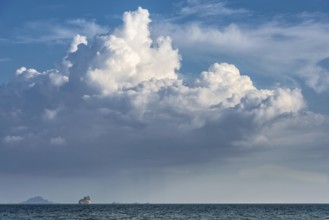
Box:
69;34;88;53
16;67;40;79
86;7;180;94
248;88;305;120
14;67;68;88
49;71;69;87
102;61;304;126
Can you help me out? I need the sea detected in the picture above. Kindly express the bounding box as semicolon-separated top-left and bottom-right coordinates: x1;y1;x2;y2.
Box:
0;204;329;219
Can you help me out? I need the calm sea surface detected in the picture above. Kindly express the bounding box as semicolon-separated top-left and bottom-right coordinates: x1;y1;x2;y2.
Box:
0;204;329;219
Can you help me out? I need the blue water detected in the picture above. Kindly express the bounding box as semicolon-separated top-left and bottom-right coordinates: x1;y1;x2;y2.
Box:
1;204;329;219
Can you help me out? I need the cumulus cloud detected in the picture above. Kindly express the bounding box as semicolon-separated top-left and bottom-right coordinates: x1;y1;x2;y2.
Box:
14;67;69;90
69;34;88;53
86;7;180;94
0;7;326;178
48;71;69;87
16;67;40;79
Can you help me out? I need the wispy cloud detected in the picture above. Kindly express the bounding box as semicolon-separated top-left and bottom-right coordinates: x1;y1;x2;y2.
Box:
13;19;108;44
0;57;11;62
154;15;329;92
178;0;250;17
3;135;23;144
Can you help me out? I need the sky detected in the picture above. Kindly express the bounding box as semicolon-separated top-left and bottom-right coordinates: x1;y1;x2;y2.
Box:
1;0;329;204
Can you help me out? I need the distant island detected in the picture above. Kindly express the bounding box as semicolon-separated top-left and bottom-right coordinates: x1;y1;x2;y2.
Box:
78;196;91;204
21;196;53;204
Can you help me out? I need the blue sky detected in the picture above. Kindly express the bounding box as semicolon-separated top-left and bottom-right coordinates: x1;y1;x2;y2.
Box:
1;0;329;203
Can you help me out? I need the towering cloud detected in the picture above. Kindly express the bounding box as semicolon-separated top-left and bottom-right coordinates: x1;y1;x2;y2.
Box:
0;7;318;178
86;8;180;94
